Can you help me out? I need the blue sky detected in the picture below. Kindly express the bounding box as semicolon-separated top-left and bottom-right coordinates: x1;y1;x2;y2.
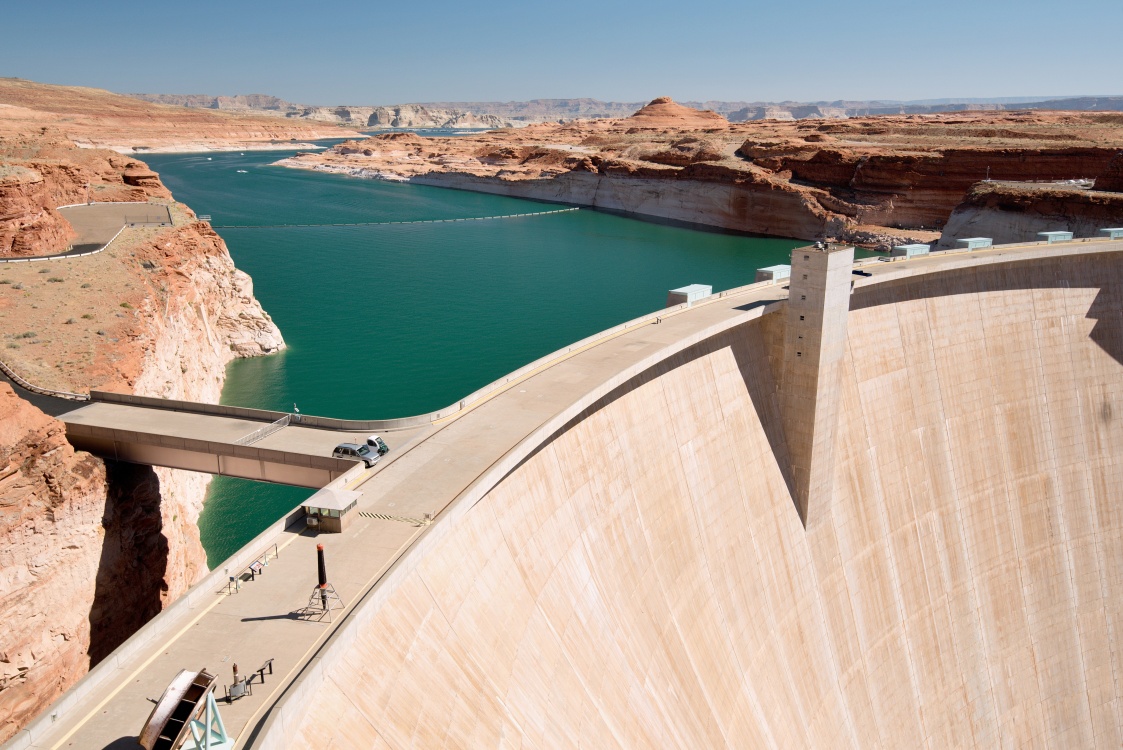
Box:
4;0;1121;105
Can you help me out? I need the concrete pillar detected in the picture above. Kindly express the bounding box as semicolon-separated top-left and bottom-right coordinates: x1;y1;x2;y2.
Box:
780;244;854;525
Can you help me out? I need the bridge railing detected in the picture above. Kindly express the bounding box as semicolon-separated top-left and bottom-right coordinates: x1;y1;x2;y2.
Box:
81;273;795;432
234;414;291;446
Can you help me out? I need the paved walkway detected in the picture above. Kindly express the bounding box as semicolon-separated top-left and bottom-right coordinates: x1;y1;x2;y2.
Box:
0;203;171;263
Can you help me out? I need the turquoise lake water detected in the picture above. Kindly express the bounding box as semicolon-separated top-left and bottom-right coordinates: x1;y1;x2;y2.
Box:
142;147;805;566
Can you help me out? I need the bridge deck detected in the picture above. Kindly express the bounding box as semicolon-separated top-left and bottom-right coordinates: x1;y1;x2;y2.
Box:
17;238;1122;750
58;403;433;488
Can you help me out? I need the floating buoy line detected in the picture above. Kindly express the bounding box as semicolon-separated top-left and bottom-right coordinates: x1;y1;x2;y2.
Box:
210;207;579;229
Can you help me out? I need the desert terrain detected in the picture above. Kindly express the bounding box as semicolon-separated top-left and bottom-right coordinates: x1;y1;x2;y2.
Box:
282;97;1123;248
0;78;360;153
0;81;289;739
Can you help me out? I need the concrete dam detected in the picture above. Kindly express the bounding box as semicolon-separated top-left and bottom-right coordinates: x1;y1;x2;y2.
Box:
12;238;1123;748
260;242;1123;747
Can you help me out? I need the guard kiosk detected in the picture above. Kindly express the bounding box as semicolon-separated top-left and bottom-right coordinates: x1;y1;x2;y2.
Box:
302;487;361;533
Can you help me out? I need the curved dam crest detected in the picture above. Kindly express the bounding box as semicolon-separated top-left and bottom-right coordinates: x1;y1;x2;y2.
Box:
260;248;1123;747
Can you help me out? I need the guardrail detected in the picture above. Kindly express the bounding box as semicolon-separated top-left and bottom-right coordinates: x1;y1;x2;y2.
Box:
225;542;281;594
55;200;151;209
0;225;126;264
82;273;793;432
234;414;291;446
0;357;88;401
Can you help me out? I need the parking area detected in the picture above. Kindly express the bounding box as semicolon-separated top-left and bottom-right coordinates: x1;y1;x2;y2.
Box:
57;202;171;253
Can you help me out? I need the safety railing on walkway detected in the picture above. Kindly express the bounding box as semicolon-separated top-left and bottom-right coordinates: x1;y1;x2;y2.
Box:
0;226;127;264
224;543;281;594
0;357;88;401
234;414;291;446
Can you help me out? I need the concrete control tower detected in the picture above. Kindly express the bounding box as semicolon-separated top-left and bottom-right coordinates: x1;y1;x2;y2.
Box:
780;243;854;525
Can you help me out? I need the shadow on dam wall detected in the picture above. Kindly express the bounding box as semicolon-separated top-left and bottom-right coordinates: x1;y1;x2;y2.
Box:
269;251;1123;748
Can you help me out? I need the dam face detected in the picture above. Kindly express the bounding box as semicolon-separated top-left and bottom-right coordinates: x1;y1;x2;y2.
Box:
272;253;1123;747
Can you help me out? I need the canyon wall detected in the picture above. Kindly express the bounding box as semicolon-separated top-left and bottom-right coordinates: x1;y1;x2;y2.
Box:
280;252;1123;747
410;169;846;240
938;182;1123;248
283;104;1123;249
0;142;283;740
0;136;168;258
747;145;1118;229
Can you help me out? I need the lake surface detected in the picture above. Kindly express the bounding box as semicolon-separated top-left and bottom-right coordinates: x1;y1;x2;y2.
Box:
142;147;804;566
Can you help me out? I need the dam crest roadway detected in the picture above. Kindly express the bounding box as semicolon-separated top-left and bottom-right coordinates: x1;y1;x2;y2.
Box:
9;234;1123;749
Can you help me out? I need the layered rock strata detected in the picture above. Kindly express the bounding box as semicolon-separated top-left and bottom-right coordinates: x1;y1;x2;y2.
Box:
0;134;170;257
938;181;1123;248
128;92;1123;126
1094;151;1123;192
0;137;283;740
0;78;359;153
280;100;1123;248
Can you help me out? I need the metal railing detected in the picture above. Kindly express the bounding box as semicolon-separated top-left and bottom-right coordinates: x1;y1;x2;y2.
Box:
0;357;88;401
224;542;280;595
233;414;291;446
0;226;126;264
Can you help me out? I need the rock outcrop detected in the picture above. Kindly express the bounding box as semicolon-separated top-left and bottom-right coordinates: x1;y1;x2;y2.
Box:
0;134;171;258
280;104;1123;248
1093;151;1123;192
937;180;1123;248
364;105;515;130
0;130;283;739
0;386;187;739
625;96;728;128
0;166;74;257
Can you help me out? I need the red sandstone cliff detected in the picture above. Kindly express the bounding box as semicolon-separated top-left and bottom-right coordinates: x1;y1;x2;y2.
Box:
0;137;283;739
1093;152;1123;192
0;387;192;738
281;103;1123;248
938;180;1123;248
0;134;171;257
